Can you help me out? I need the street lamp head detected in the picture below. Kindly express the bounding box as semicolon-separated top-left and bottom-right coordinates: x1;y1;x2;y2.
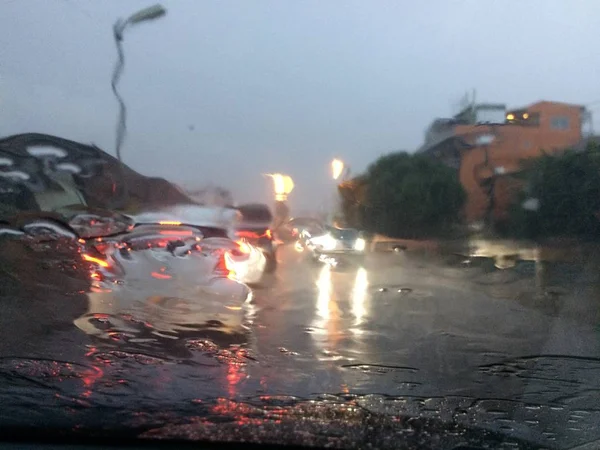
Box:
127;4;167;25
332;158;344;180
266;173;294;201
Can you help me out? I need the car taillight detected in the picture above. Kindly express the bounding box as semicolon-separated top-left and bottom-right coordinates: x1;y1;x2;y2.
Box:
236;230;272;240
236;230;259;239
215;253;236;280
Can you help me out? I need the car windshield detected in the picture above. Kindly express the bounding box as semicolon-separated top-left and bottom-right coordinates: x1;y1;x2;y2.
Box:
2;2;600;449
329;227;359;240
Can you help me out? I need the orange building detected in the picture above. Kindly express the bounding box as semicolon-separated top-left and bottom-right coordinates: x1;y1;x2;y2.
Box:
417;100;591;224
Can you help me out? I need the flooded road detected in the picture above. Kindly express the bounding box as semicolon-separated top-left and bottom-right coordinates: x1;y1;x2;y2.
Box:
2;240;600;448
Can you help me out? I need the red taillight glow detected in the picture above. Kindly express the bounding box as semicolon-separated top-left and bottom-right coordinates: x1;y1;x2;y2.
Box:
82;253;110;268
91;271;103;281
151;271;172;280
159;230;193;236
236;229;273;240
215;253;236;280
236;230;260;239
94;243;109;254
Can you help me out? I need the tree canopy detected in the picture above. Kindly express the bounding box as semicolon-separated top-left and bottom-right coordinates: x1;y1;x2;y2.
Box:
339;152;466;238
507;143;600;238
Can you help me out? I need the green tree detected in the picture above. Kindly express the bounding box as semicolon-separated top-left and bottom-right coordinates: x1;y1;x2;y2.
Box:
507;143;600;238
340;152;466;238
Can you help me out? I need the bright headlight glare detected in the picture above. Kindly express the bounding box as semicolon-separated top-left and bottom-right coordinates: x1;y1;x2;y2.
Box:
314;234;336;250
322;234;337;250
354;238;366;251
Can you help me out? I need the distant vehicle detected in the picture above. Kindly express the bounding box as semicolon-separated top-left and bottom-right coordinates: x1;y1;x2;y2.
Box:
235;203;278;273
294;222;326;252
305;226;366;265
282;217;324;241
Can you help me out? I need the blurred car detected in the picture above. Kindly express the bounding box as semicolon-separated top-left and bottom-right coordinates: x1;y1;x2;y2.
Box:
277;216;323;242
294;224;325;252
0;207;255;336
76;222;253;339
289;217;325;239
306;226;366;264
132;205;267;285
235;203;278;273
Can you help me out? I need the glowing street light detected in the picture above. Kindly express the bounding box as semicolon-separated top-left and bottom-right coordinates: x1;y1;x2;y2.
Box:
331;158;344;180
266;173;294;201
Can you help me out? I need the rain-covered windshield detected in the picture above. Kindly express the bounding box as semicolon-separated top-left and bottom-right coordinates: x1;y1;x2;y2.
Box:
2;2;600;449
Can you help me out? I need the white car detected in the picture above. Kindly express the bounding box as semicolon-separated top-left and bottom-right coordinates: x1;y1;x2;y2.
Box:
132;205;267;285
306;226;367;265
76;221;255;339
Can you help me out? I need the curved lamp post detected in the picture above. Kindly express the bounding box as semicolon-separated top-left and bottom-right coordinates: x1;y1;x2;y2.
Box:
111;4;166;208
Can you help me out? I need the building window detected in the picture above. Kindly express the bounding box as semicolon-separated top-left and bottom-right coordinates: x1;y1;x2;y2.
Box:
506;110;540;126
551;116;570;130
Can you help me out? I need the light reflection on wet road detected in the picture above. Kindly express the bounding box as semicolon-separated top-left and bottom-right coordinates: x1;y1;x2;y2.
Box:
2;241;600;447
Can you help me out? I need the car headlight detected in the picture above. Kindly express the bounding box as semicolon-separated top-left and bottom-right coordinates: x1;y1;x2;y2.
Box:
313;234;337;251
354;238;366;251
321;234;337;250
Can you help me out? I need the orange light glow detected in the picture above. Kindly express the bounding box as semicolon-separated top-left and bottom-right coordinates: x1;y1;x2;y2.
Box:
151;271;172;280
265;229;272;239
159;230;193;236
82;253;110;268
159;221;182;225
266;173;294;201
237;240;251;254
236;230;260;239
332;158;344;180
82;365;104;399
218;254;237;280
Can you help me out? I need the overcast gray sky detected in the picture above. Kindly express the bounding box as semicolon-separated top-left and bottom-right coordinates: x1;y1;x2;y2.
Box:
1;0;599;210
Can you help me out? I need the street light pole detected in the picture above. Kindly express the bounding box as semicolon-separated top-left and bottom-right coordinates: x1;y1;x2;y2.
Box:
474;130;497;229
111;4;166;209
330;158;350;225
265;173;294;229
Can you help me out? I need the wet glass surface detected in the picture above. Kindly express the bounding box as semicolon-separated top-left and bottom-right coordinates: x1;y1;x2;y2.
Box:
3;3;600;448
2;223;600;448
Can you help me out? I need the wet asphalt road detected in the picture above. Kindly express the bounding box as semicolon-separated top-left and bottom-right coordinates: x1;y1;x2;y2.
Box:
2;242;600;447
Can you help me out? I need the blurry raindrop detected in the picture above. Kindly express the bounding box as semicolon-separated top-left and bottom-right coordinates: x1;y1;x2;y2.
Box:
55;162;82;174
26;145;67;158
0;170;30;181
22;220;77;239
